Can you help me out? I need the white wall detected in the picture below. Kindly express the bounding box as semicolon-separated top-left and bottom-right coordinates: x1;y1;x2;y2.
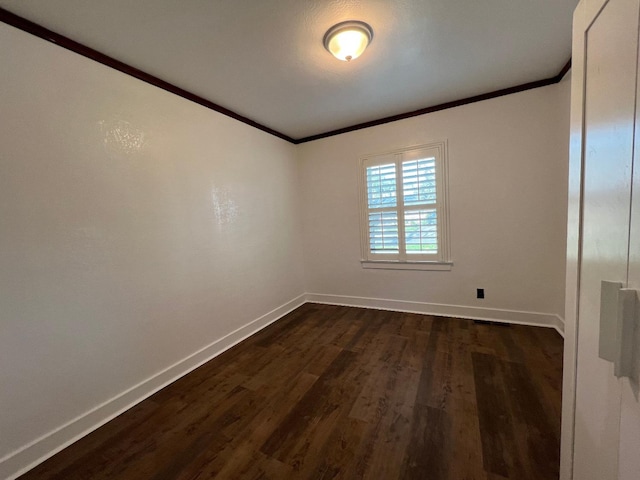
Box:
0;23;305;477
298;81;570;327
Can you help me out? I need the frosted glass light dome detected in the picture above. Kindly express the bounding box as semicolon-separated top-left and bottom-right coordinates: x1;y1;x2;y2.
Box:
323;21;373;62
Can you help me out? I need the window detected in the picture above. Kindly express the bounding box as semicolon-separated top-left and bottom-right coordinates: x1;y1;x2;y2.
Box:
359;142;451;270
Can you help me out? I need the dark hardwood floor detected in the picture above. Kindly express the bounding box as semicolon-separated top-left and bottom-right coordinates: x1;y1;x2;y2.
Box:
19;303;563;480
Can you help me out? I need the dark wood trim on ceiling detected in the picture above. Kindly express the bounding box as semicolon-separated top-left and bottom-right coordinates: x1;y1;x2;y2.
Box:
556;58;572;81
295;58;573;144
0;7;296;143
0;7;571;145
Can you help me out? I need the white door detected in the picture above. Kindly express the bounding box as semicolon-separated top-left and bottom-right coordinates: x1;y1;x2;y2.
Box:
617;60;640;479
573;0;639;479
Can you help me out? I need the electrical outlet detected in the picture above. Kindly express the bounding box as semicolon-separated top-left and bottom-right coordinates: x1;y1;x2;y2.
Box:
477;288;485;299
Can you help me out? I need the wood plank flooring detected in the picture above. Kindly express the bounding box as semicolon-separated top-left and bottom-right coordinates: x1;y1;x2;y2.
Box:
18;303;563;480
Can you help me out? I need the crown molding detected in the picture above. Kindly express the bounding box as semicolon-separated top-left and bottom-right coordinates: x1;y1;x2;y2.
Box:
0;7;295;143
295;59;572;143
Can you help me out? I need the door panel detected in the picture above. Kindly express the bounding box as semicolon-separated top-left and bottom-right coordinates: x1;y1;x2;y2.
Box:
618;34;640;478
574;0;639;479
618;384;640;479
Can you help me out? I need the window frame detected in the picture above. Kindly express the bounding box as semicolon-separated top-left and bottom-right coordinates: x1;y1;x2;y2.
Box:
358;141;452;270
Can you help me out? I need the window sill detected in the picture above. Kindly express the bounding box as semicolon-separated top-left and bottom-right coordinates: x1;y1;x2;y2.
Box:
361;261;453;271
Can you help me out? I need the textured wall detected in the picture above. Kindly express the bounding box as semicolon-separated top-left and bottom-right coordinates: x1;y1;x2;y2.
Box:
0;22;304;464
298;81;570;320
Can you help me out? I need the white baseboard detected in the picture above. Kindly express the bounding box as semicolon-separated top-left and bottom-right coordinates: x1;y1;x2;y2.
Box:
305;293;565;334
0;294;306;480
553;315;566;337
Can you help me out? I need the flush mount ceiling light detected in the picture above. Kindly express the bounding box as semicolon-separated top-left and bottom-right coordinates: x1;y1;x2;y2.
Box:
323;20;374;62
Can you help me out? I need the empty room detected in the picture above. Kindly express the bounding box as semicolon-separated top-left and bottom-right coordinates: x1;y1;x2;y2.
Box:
1;0;639;479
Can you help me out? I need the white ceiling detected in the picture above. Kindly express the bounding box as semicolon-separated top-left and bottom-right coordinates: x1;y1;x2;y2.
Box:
0;0;578;140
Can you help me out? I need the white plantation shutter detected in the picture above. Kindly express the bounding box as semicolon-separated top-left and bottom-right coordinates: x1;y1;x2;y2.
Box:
366;162;399;254
402;157;438;255
360;142;450;263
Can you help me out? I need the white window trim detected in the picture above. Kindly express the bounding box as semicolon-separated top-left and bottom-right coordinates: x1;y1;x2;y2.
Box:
361;260;453;271
358;141;451;271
